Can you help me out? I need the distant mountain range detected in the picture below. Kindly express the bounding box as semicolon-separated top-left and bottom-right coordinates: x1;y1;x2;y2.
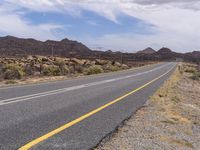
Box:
0;36;199;63
0;36;92;57
136;47;200;63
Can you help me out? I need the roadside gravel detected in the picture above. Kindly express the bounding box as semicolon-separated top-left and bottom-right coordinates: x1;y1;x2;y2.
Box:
96;63;200;150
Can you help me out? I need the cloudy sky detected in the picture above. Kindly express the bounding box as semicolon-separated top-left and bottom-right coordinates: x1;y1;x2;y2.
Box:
0;0;200;52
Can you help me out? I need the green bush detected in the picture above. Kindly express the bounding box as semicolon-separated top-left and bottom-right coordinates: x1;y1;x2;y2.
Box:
83;65;103;75
3;64;25;80
42;65;61;76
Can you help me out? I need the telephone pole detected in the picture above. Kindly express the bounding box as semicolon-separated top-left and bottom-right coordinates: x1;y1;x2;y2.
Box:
51;46;54;57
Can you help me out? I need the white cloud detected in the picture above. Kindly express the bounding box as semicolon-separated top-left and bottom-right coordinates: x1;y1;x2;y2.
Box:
0;3;63;40
2;0;200;52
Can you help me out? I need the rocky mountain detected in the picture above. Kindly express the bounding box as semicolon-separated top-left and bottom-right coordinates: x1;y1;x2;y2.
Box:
135;47;199;63
0;36;92;57
184;51;200;63
137;47;156;54
156;47;184;60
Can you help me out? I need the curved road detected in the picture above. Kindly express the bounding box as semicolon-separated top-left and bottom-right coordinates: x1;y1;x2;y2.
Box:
0;62;177;150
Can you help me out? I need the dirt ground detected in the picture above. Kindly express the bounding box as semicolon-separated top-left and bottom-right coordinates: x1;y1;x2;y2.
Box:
96;63;200;150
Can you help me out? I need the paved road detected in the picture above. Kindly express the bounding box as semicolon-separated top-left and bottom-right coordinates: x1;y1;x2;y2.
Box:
0;62;177;150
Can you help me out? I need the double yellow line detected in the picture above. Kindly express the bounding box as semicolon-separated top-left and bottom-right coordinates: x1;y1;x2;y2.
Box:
19;64;176;150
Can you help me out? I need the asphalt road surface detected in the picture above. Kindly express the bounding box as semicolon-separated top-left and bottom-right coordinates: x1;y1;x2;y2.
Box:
0;62;177;150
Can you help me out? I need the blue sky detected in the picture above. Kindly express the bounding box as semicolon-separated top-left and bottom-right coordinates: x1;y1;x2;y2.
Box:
0;0;200;52
25;10;155;39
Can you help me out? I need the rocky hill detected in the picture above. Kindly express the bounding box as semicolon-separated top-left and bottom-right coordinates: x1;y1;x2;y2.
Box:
0;36;92;57
184;51;200;63
0;36;199;63
137;47;156;54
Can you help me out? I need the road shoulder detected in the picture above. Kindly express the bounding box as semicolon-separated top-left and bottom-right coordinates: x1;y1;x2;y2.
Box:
95;63;200;150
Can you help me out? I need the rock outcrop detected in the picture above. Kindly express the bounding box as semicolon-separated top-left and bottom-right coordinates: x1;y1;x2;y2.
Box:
0;56;128;80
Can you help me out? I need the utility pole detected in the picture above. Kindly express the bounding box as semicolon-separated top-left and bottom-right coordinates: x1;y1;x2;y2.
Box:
120;52;123;64
97;47;103;59
51;46;54;57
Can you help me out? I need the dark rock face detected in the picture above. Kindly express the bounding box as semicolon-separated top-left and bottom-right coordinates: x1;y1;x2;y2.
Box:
137;47;156;54
184;51;200;63
157;47;172;53
156;47;181;60
0;36;92;57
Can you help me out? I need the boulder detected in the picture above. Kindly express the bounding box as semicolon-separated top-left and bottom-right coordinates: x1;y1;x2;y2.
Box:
121;64;129;69
114;62;122;67
70;58;85;65
95;59;108;65
26;55;34;60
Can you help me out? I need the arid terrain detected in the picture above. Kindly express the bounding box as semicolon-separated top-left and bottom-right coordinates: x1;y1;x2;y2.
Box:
96;63;200;150
0;56;130;85
1;1;200;149
0;55;159;86
0;37;199;150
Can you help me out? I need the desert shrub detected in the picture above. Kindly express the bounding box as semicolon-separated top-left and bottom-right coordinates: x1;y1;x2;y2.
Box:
76;65;84;73
5;80;18;84
68;65;75;74
3;64;25;80
103;64;121;72
42;65;61;76
60;65;69;75
83;65;103;75
190;72;200;80
54;59;65;66
0;63;4;79
54;59;69;75
183;64;200;80
108;65;120;72
24;64;34;75
184;67;196;73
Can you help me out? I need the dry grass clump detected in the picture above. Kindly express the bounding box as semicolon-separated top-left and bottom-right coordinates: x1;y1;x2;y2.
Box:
151;66;181;105
83;65;104;75
160;136;194;148
182;63;200;80
149;63;200;148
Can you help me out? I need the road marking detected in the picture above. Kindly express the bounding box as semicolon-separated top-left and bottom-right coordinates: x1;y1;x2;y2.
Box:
19;64;176;150
0;63;171;106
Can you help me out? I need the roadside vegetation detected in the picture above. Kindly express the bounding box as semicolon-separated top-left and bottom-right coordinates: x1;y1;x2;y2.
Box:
96;63;200;150
83;65;104;75
0;56;134;85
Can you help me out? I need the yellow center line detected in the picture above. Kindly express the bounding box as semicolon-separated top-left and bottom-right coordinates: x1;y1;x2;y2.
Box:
19;64;176;150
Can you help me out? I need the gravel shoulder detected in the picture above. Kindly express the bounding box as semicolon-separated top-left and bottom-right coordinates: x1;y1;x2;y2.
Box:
95;63;200;150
